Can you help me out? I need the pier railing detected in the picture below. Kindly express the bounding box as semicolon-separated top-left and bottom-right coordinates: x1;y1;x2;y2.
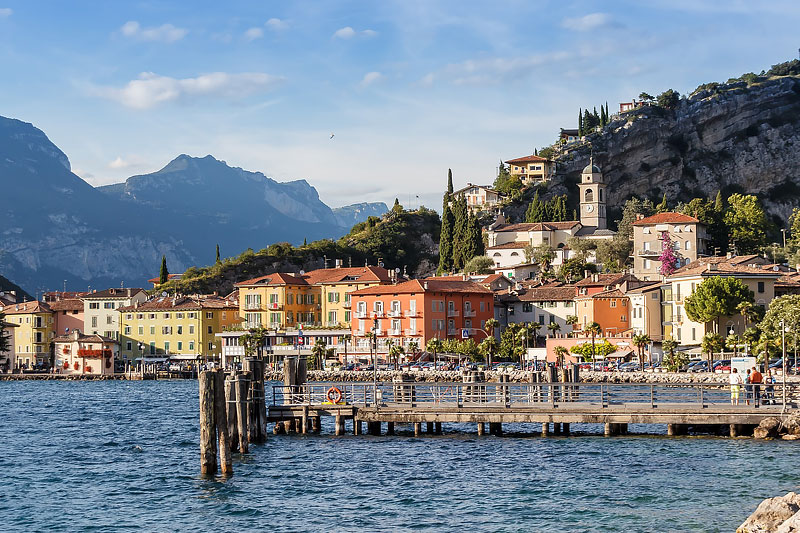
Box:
271;381;800;410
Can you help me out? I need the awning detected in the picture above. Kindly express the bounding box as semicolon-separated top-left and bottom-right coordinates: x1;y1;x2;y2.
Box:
133;357;168;363
168;354;203;361
605;349;633;359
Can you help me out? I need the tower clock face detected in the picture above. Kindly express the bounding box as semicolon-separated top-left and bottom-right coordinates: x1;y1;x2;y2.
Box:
585;204;594;212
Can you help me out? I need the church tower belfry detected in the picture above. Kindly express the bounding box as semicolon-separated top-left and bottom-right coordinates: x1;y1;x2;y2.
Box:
577;157;607;230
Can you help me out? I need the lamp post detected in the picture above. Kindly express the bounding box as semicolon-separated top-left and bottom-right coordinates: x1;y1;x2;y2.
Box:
372;316;379;405
781;320;787;412
138;342;144;378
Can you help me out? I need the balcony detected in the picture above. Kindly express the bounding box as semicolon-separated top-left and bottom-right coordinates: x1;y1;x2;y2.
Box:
343;301;351;309
356;311;368;319
267;302;282;310
388;310;402;318
447;309;459;317
389;328;402;336
371;311;386;319
404;329;420;336
245;321;263;329
447;328;458;336
355;329;366;337
244;302;263;311
373;328;384;336
464;309;476;318
404;309;421;318
637;249;660;257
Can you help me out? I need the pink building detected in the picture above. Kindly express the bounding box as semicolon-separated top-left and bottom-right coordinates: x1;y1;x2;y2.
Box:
54;330;118;375
50;298;84;337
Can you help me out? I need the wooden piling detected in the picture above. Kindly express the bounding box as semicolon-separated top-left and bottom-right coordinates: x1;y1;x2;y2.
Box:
562;423;570;436
477;422;485;436
353;420;362;435
335;412;343;436
301;406;309;435
235;374;249;453
604;423;613;437
387;422;395;435
213;370;232;475
541;422;549;437
282;420;293;434
199;371;218;475
553;422;562;435
434;422;442;434
426;422;434;434
224;375;238;452
312;416;321;433
414;422;421;436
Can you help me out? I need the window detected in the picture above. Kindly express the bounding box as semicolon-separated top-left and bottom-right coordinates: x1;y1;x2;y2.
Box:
685;241;691;250
91;317;97;328
188;313;195;319
585;189;593;202
621;315;627;322
208;342;214;351
176;312;184;319
164;341;170;352
124;326;131;335
599;189;603;202
189;325;195;334
104;302;114;309
522;303;533;313
206;312;213;319
644;259;651;270
138;326;143;335
149;314;156;319
106;315;113;325
126;341;132;351
651;292;659;300
149;342;155;355
287;294;294;305
222;312;226;320
150;326;155;335
758;282;765;293
391;319;401;332
565;301;573;307
126;314;132;320
137;314;143;319
207;326;213;334
692;328;696;341
677;328;681;341
177;326;183;335
89;302;100;309
610;301;617;308
177;341;183;351
344;311;350;322
162;326;172;335
374;301;384;313
328;311;337;324
189;341;195;351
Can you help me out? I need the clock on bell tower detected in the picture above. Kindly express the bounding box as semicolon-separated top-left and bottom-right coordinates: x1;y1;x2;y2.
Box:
577;158;607;230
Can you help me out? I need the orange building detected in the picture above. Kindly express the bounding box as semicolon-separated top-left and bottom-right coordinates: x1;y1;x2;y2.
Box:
348;278;494;357
575;288;631;336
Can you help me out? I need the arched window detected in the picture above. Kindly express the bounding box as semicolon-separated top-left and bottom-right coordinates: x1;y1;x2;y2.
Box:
585;189;594;202
373;301;384;313
510;252;519;257
493;252;501;257
599;189;603;202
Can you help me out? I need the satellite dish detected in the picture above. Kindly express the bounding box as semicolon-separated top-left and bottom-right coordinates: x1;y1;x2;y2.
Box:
774;265;780;271
161;291;168;297
395;268;401;273
299;270;305;275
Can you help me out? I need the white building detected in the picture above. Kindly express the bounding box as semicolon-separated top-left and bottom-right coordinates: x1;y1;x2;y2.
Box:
452;184;504;214
0;320;18;373
486;219;583;270
495;284;578;335
82;288;147;340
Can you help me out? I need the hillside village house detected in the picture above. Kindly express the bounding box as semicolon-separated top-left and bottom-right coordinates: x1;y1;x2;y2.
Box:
82;288;147;340
118;295;239;363
573;273;639;334
505;155;554;184
495;284;578;335
54;330;118;376
632;212;709;281
348;278;494;356
559;128;580;144
0;320;18;373
662;256;781;345
486;219;582;270
216;327;350;368
0;300;54;369
451;184;504;214
627;282;663;341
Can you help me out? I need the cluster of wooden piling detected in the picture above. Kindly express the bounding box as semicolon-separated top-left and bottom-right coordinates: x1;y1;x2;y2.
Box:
198;358;268;476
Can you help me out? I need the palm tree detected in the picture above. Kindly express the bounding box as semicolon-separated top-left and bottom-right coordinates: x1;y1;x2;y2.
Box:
484;318;499;338
554;345;569;368
566;315;579;337
585;322;603;363
340;333;351;366
547;322;561;338
632;334;652;366
426;338;443;370
479;336;499;366
407;340;419;355
311;339;327;371
530;321;543;347
388;343;405;370
737;301;758;332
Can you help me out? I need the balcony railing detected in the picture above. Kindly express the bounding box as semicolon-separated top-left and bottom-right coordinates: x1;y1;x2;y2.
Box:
356;311;368;319
389;329;402;336
343;301;351;309
388;310;402;318
404;310;421;318
267;302;282;310
355;329;366;337
447;328;458;336
244;302;263;311
447;309;459;317
244;321;263;329
637;249;660;257
372;311;385;319
404;329;420;336
373;328;384;336
464;310;476;317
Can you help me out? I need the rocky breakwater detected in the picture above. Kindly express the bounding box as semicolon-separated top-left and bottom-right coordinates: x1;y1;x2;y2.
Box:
579;371;729;384
751;413;800;441
739;492;800;533
273;369;544;383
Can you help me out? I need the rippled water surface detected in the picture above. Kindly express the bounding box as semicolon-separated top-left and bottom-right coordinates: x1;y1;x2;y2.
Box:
2;380;799;532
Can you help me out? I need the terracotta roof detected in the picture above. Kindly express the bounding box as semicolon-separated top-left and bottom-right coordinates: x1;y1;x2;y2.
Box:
452;184;497;195
235;273;309;288
481;274;507;285
668;256;783;279
493;221;580;232
590;288;627;299
624;281;662;294
505;155;549;164
518;286;577;302
53;332;118;344
148;274;182;283
49;299;84;312
487;242;528;250
301;266;392;285
350;279;492;296
632;212;700;226
0;300;52;314
82;288;146;300
119;295;238;312
575;273;633;287
43;291;89;302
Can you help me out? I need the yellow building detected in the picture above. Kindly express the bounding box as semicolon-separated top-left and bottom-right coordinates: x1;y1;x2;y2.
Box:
303;266;393;327
0;300;54;369
236;273;319;329
504;154;554;185
118;295;239;361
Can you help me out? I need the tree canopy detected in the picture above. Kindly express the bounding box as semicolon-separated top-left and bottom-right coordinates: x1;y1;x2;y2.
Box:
684;276;754;332
724;193;769;254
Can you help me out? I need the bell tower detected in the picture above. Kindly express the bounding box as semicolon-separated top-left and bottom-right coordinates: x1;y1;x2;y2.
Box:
577;157;607;229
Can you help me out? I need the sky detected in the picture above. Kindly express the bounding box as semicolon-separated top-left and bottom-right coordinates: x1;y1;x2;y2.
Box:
1;1;798;210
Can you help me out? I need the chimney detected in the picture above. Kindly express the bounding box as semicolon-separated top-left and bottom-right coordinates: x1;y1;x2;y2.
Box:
127;289;131;297
635;213;645;221
726;251;734;259
584;269;590;279
592;273;599;282
110;288;115;295
72;329;80;340
423;281;428;290
335;259;342;268
707;263;717;272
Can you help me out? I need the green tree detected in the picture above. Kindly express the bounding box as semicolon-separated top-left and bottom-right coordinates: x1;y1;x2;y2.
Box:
701;332;724;368
554;345;569;368
724;193;769;254
632;334;652;366
467;212;484;260
311;339;327;370
0;311;10;360
570;339;616;362
558;258;596;283
525;191;546;222
638;92;654;103
438;203;455;274
578;108;583;136
447;168;453;195
426;338;443;370
585;322;603;361
656;193;669;213
392;198;403;213
661;339;685;371
215;244;221;264
388;342;405;370
566;315;579;337
656;89;680;109
684;276;755;334
159;255;169;285
566;236;597;261
463;255;494;274
527;244;555;271
759;295;800;351
596;237;630;272
479;335;498;366
547;322;561;337
451;196;469;270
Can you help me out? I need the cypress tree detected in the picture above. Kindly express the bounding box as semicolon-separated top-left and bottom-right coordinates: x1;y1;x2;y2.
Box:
303;237;307;246
584;109;593;132
447;169;454;195
578;108;583;136
656;193;669;213
159;255;169;284
526;192;546;223
593;106;600;127
438;204;455;273
600;105;607;126
451;196;469;270
605;102;610;122
469;213;484;258
215;244;221;263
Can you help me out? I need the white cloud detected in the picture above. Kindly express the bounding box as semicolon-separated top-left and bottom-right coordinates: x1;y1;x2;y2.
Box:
90;72;285;110
265;18;287;30
0;8;12;17
119;21;187;43
360;71;383;87
333;26;377;39
244;27;264;41
561;13;612;31
108;157;132;169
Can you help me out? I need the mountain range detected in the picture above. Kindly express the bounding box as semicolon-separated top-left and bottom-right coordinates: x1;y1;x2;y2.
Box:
0;115;386;293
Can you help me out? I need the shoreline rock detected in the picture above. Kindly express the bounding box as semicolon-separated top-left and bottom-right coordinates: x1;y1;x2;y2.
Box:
738;492;800;533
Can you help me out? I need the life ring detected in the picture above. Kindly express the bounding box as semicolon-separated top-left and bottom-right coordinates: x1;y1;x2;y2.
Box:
326;386;343;404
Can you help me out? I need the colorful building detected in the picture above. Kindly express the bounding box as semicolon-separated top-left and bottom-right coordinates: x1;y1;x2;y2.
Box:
0;300;54;369
575;288;631;336
82;288;148;340
626;282;663;341
504;154;554;184
496;284;578;334
118;295;239;362
632;212;709;281
53;330;118;376
0;320;18;373
451;184;504;214
348;278;494;356
50;298;85;337
302;266;393;328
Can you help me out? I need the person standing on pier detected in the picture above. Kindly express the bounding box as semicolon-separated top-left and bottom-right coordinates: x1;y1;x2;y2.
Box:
730;368;742;405
744;369;753;406
750;366;763;406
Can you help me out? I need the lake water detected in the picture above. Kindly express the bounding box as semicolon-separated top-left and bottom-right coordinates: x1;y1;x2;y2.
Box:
2;380;799;532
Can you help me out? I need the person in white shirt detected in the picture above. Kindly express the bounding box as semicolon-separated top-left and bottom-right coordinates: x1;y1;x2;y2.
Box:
730;368;742;405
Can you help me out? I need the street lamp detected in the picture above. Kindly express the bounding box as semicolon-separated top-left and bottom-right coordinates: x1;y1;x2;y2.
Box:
371;316;379;405
781;320;787;412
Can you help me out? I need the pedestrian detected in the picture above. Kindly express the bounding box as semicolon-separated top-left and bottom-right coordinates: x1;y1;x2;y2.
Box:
750;366;763;406
744;368;753;406
764;370;776;405
730;368;742;405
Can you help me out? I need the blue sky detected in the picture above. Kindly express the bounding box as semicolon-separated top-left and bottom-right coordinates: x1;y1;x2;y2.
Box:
1;1;798;210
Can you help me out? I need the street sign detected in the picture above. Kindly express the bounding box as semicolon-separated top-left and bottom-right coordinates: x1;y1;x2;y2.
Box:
297;337;304;346
461;328;470;339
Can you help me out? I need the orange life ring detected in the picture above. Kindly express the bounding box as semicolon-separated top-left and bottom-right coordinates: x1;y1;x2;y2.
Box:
326;386;343;404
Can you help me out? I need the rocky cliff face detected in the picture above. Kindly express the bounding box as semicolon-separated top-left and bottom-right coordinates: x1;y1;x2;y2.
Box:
549;75;800;224
332;202;389;228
